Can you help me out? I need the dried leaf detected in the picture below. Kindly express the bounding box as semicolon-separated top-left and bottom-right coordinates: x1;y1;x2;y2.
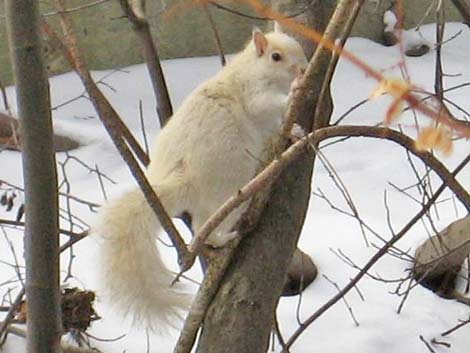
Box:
61;287;100;333
385;98;405;125
370;77;411;100
415;126;453;155
14;288;100;334
370;78;411;124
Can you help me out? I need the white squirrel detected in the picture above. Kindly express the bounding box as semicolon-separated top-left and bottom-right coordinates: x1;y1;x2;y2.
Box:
94;28;307;330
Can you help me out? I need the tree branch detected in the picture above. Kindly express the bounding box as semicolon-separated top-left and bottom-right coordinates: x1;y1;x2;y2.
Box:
5;1;61;351
118;0;173;126
44;0;193;270
284;153;470;350
189;125;470;258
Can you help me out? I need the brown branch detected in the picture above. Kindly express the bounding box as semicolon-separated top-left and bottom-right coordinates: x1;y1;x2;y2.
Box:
189;125;470;257
435;1;445;102
2;324;107;353
283;155;470;350
170;0;470;137
420;335;437;353
314;126;470;210
203;4;226;67
0;178;100;211
312;0;365;129
118;0;173;126
0;218;87;241
46;0;192;270
283;0;362;133
173;243;239;353
42;21;150;167
441;315;470;336
207;0;318;21
178;3;363;352
43;0;112;16
0;288;24;347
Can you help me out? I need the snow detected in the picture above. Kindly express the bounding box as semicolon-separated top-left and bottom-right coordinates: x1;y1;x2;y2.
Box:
383;10;397;33
1;22;470;352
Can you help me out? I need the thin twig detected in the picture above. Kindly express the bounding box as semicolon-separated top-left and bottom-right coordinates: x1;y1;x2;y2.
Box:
167;0;470;138
42;0;112;16
441;316;470;336
189;125;470;259
0;288;24;347
420;335;437;353
0;218;87;241
44;3;192;270
282;155;470;351
3;324;108;353
322;274;359;326
208;0;318;21
41;20;150;167
119;0;173;126
203;5;226;66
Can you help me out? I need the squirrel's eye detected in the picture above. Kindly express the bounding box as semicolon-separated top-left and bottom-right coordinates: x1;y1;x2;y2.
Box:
271;52;282;62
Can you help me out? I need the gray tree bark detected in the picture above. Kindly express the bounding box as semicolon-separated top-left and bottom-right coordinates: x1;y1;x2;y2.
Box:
5;1;62;352
195;1;337;352
196;153;315;353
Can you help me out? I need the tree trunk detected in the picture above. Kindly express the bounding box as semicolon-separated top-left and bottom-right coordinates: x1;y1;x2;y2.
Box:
5;1;61;353
195;1;337;352
196;153;314;353
274;0;336;130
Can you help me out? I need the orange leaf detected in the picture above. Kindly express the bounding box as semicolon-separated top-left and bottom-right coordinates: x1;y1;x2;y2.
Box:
385;98;405;125
415;126;453;155
370;78;411;100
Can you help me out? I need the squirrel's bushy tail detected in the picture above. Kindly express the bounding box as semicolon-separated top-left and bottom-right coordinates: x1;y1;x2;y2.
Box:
93;186;190;330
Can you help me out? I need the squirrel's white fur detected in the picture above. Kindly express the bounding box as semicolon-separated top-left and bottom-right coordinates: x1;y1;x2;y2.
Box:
93;29;307;330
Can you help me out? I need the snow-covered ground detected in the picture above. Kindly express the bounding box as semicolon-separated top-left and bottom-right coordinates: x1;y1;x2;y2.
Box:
1;23;469;352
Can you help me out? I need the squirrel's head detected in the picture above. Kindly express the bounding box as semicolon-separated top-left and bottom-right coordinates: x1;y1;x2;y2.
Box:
245;28;307;92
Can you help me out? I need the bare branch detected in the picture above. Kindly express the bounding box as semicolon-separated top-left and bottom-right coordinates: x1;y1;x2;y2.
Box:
441;315;470;336
284;156;469;350
189;125;470;258
43;2;192;270
118;0;173;126
203;4;226;67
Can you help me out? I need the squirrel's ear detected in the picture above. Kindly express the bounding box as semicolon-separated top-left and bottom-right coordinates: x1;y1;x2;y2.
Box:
252;28;268;57
273;21;283;33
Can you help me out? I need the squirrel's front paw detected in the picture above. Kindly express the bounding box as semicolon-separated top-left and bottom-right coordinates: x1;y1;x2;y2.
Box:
205;230;240;248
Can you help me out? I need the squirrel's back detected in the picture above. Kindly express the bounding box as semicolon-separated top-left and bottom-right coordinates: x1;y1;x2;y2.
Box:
94;28;307;331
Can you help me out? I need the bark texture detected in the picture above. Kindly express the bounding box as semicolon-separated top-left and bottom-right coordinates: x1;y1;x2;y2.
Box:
196;152;314;353
195;1;338;352
5;1;61;352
